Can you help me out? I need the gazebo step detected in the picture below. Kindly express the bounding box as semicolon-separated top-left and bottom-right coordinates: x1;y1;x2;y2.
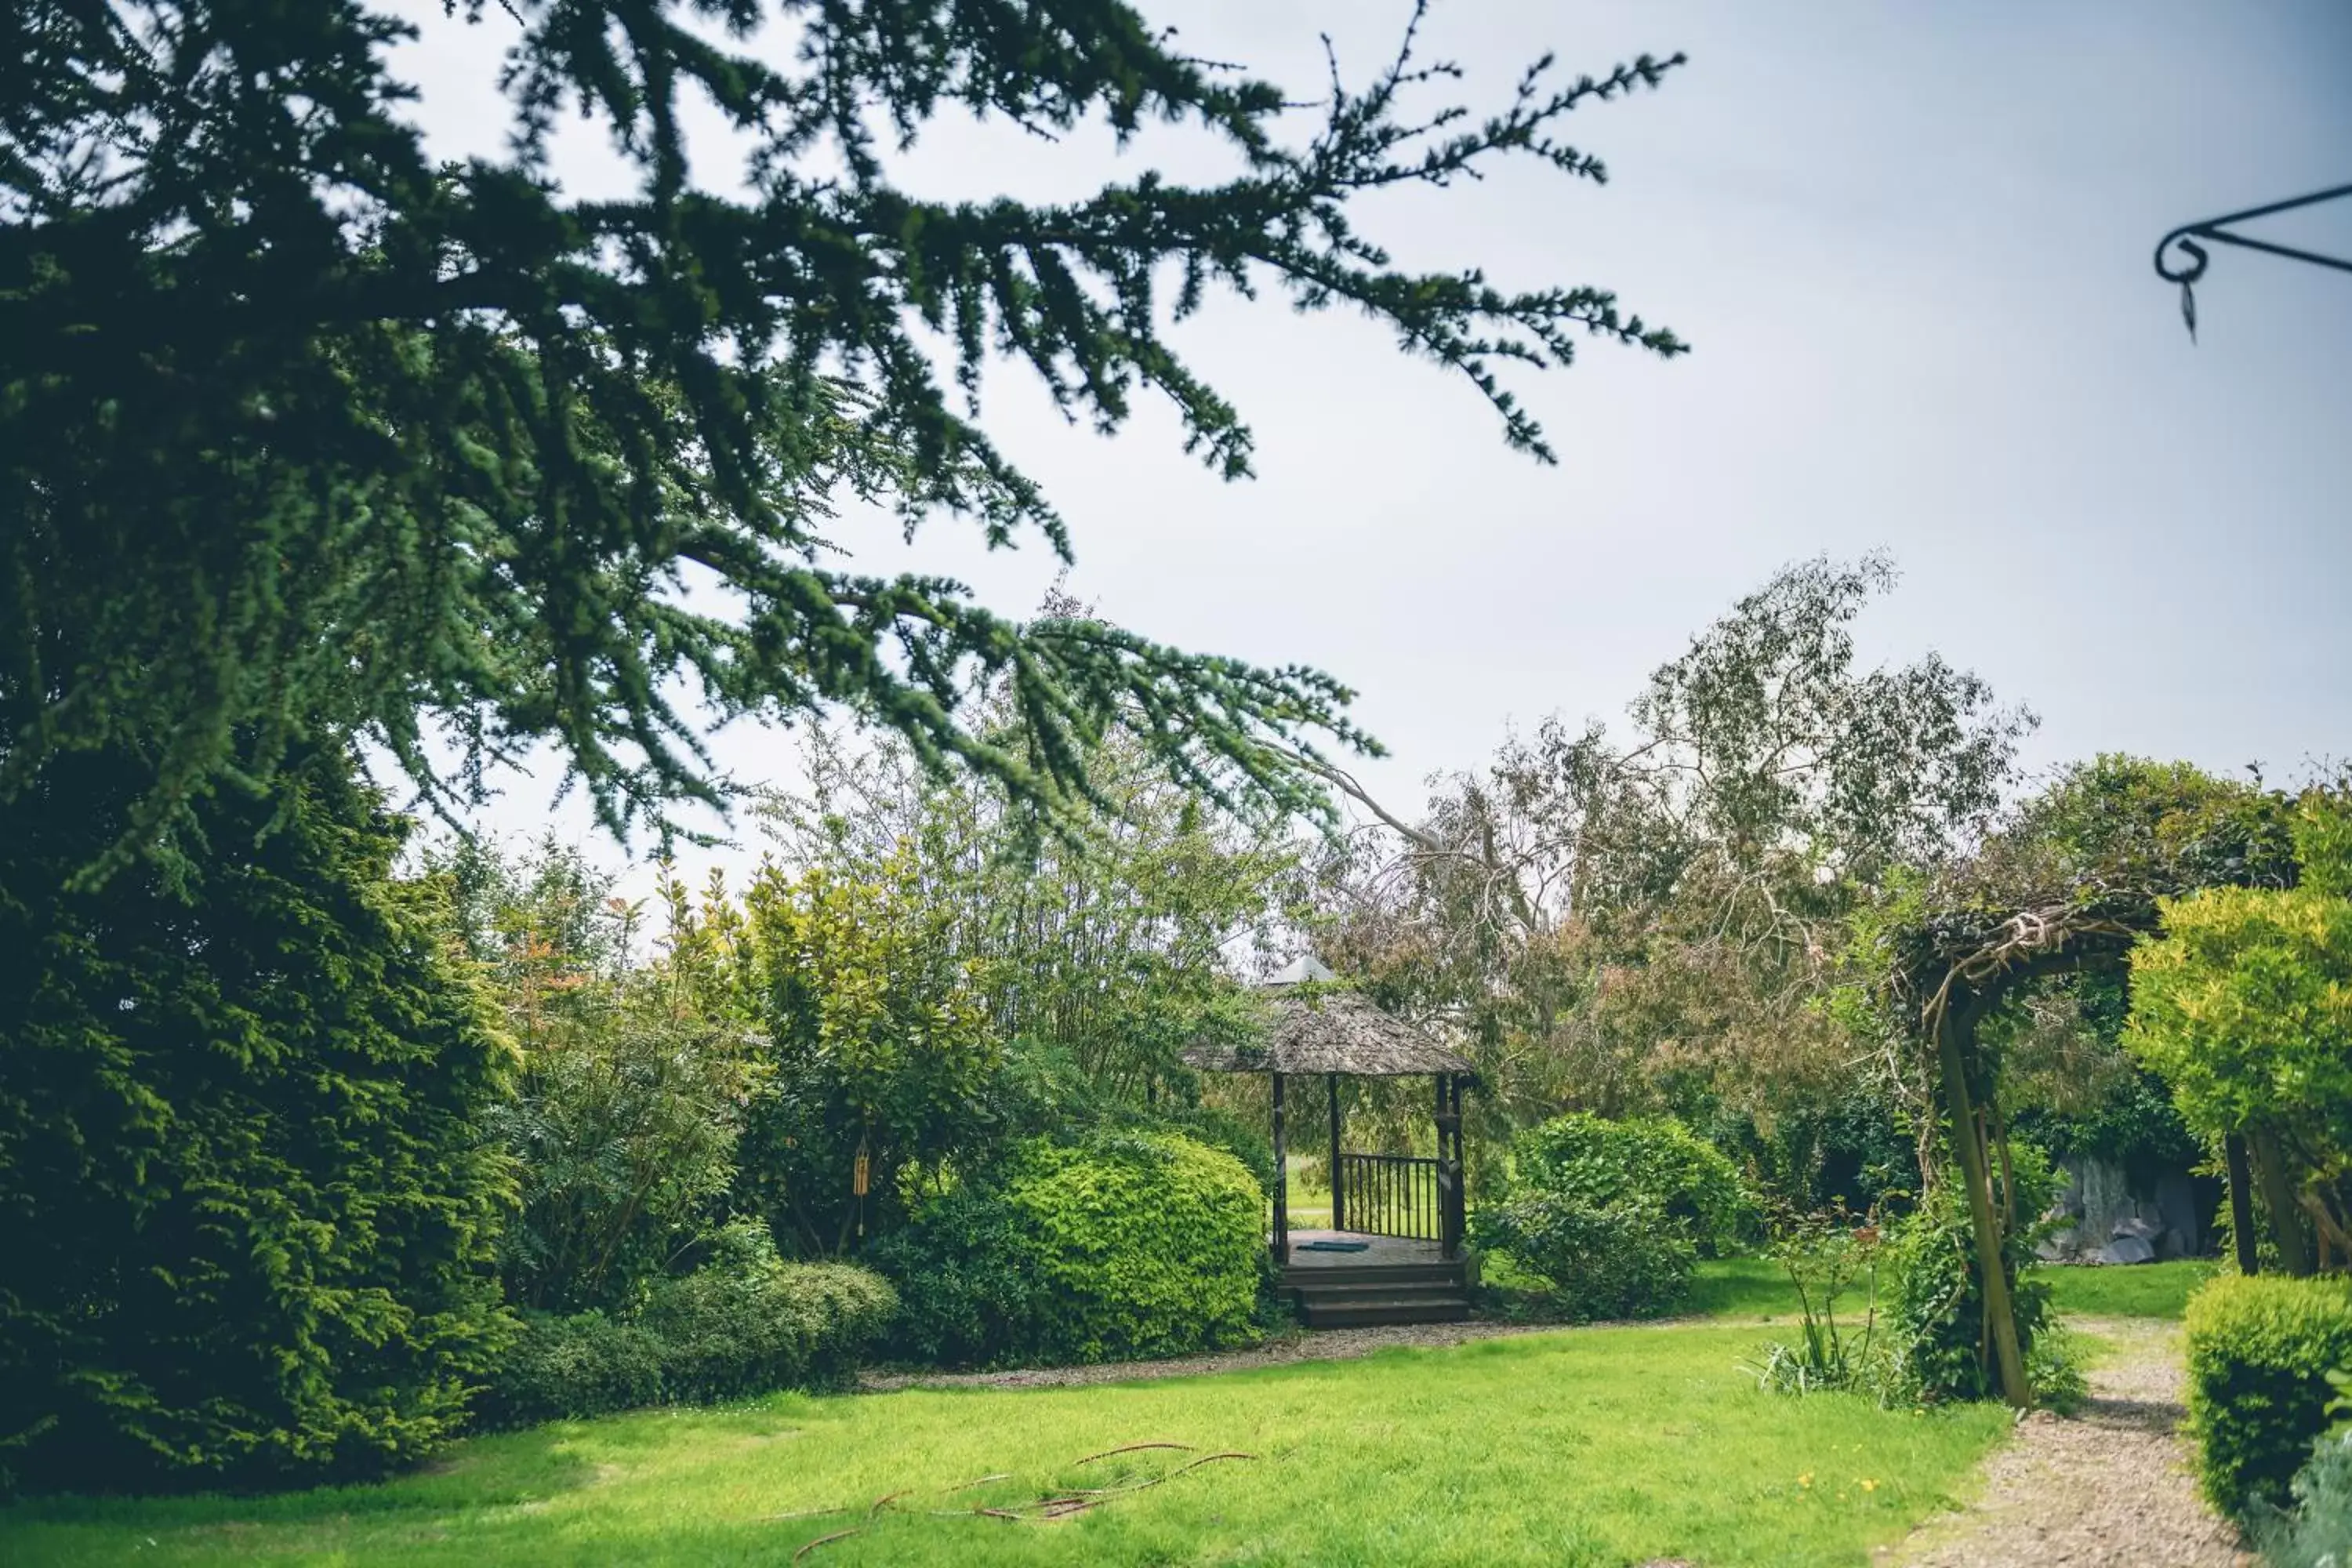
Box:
1299;1296;1472;1327
1290;1278;1466;1305
1280;1262;1465;1289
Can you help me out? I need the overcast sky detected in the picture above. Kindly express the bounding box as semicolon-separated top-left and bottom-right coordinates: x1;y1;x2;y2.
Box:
395;1;2352;884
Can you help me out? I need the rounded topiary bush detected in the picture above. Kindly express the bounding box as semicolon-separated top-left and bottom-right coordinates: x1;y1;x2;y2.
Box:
1008;1131;1265;1361
874;1131;1264;1367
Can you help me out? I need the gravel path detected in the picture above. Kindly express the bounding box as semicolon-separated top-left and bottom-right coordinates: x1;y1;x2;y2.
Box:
858;1319;1559;1392
1887;1317;2250;1568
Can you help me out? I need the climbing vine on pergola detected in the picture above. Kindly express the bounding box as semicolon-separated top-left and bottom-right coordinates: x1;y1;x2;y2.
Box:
1872;760;2295;1406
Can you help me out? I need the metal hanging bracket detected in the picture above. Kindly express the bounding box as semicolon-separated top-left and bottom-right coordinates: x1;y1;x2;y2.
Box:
2154;181;2352;340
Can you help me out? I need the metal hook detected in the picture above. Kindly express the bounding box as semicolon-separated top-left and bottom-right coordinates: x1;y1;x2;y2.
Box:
2151;183;2352;340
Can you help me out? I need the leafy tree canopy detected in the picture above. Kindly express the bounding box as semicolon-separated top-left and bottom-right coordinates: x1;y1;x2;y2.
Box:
433;837;768;1312
2;0;1686;881
1319;554;2031;1131
753;691;1306;1103
2126;792;2352;1265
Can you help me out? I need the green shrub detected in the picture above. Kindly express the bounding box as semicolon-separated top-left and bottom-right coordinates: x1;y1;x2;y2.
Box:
1509;1113;1755;1255
478;1232;896;1429
873;1132;1263;1367
1470;1195;1695;1321
641;1258;897;1401
1159;1104;1276;1200
1878;1144;2067;1405
0;749;515;1493
481;1311;667;1425
1011;1131;1264;1361
1746;1210;1882;1396
863;1186;1051;1368
2185;1275;2352;1520
2253;1431;2352;1567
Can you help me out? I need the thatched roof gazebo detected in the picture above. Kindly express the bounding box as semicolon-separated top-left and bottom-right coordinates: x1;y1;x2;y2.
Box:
1181;989;1478;1080
1182;960;1475;1294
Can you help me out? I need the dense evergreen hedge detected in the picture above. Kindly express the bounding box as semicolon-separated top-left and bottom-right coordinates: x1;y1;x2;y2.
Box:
2184;1274;2352;1519
0;751;517;1492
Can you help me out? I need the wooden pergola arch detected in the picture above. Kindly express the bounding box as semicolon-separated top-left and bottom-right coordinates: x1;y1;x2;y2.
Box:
1904;906;2146;1408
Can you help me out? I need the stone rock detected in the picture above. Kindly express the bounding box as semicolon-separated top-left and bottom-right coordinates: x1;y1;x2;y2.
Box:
2113;1215;2163;1242
2098;1234;2158;1265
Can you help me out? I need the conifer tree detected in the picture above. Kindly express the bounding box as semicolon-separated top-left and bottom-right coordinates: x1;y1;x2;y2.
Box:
0;746;515;1490
1;1;1685;879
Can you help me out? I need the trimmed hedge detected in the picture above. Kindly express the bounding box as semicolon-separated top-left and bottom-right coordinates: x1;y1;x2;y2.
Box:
2184;1274;2352;1520
872;1131;1264;1367
480;1255;895;1428
1012;1132;1264;1359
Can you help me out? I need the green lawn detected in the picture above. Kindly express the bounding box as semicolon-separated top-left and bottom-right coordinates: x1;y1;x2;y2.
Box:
0;1318;2009;1567
1680;1256;2220;1327
2033;1259;2218;1320
1681;1256;1875;1325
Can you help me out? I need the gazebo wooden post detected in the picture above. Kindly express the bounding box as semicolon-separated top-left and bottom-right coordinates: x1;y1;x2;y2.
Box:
1327;1073;1345;1232
1270;1071;1290;1265
1436;1073;1465;1261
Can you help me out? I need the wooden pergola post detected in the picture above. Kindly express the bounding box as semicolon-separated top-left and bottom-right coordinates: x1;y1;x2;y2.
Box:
1935;1009;2028;1407
1270;1071;1289;1265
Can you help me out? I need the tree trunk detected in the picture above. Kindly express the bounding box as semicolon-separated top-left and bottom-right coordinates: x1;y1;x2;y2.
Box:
2249;1125;2315;1277
2224;1132;2260;1276
1935;1012;2031;1407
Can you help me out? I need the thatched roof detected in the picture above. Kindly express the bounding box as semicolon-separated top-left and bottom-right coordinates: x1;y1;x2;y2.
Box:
1181;989;1475;1077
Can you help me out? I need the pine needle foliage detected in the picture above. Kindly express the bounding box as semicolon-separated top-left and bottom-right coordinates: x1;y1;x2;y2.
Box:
1;1;1687;880
0;746;517;1492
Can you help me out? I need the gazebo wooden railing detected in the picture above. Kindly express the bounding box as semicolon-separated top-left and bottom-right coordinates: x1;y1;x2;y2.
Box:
1334;1152;1442;1242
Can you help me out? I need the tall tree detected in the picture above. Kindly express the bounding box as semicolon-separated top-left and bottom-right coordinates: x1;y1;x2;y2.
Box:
0;747;516;1490
1317;554;2032;1138
2;1;1686;882
754;702;1305;1103
2126;790;2352;1275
